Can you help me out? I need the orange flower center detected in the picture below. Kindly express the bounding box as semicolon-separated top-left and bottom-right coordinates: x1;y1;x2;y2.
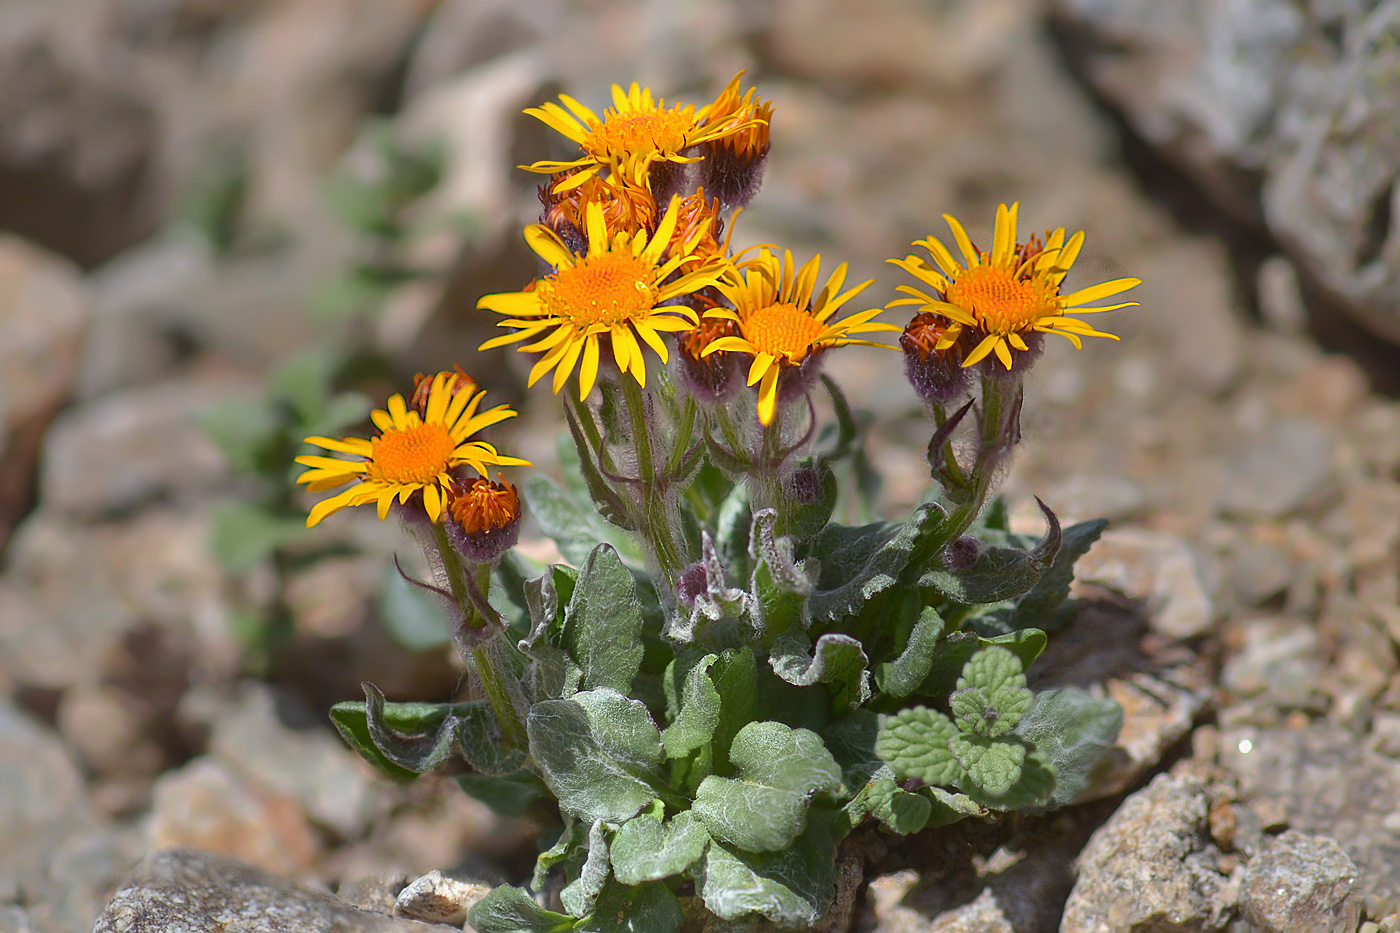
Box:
743;303;825;361
450;478;520;534
585;106;695;157
945;263;1058;334
539;253;657;328
367;423;454;485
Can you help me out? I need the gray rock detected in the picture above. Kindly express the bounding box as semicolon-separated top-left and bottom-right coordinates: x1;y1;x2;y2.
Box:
0;906;34;933
1220;726;1400;903
1238;831;1361;933
92;848;460;933
1073;529;1215;639
0;236;90;547
208;684;381;841
1052;0;1400;347
1217;418;1335;519
1220;617;1322;710
40;379;233;517
337;873;412;914
1060;772;1231;933
393;870;490;927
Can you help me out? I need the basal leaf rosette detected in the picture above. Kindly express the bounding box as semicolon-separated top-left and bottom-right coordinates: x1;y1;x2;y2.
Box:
478;198;730;402
295;371;529;526
521;75;768;191
886;201;1141;370
700;248;898;425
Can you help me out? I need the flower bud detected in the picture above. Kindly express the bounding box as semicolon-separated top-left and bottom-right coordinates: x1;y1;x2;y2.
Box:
783;465;822;504
444;475;522;564
676;561;709;608
678;305;742;403
901;312;970;404
696;75;773;209
943;535;980;570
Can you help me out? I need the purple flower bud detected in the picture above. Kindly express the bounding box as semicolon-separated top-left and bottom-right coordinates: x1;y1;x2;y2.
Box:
944;535;980;570
901;313;970;404
783;465;822;504
677;561;710;608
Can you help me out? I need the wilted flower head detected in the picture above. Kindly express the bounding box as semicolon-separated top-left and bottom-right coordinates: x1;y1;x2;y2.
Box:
295;373;529;527
539;172;656;252
445;474;522;563
887;202;1141;370
695;71;773;208
900;312;970;403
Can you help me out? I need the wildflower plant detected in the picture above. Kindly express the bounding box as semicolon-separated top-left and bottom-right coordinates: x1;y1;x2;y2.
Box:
309;73;1141;932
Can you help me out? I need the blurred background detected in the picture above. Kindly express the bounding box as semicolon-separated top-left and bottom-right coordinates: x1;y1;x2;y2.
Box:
1;0;1399;929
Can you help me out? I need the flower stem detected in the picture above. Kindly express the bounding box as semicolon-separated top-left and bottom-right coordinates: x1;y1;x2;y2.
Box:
620;376;684;587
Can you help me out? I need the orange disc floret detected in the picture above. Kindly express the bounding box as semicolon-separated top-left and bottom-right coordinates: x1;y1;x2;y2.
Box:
445;474;522;563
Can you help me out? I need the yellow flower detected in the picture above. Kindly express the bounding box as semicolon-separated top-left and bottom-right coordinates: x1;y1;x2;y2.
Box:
700;249;898;425
295;372;528;527
886;202;1141;369
696;70;773;162
478;197;728;401
520;77;767;190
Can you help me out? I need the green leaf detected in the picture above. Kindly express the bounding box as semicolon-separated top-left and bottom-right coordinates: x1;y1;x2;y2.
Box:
692;721;841;852
923;785;987;827
661;656;721;759
747;510;812;646
534;819;588;891
808;504;946;625
1013;687;1122;808
866;778;932;835
455;703;528;775
818;374;858;462
610;811;709;885
306;392;370;437
210;503;306;572
875;707;962;786
921;499;1063;604
200;397;277;474
359;683;468;774
950;646;1033;738
874;606;945;698
948;735;1026;797
708;648;758;772
916;628;1046;698
768;631;871;711
524;475;643;568
714;484;752;573
456;770;547;817
564;545;645;694
376;562;451;652
975;747;1055;810
821;709;883;788
577;881;683;933
693;809;838;927
786;459;839;539
468;886;574;933
269;350;335;425
328;700;416;780
561;820;610;918
527;688;663;823
522;564;583;700
999;518;1107;631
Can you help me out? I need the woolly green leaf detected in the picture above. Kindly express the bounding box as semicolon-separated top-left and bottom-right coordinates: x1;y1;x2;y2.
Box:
748;510;812;646
577;881;683;933
533;818;588;891
808;504;946;625
661;656;721;759
923;785;987;827
916;628;1046;698
868;778;933;835
921;499;1062;604
875;707;962;786
973;747;1055;810
455;704;527;775
821;708;883;788
693;809;837;927
950;646;1033;738
949;735;1026;797
768;631;871;711
350;684;477;775
990;518;1108;632
786;458;839;539
692;721;841;852
610;811;710;884
1014;687;1122;808
709;648;758;772
564;545;645;694
468;885;574;933
524;474;642;567
560;820;610;918
874;606;946;698
527;688;663;823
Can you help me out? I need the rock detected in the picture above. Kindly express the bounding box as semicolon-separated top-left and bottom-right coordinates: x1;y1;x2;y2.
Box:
338;872;413;914
1073;529;1215;639
1220;616;1322;710
39;379;233;517
1216;417;1335;519
147;757;322;878
92;848;461;933
1051;0;1400;347
0;236;90;547
1256;256;1308;335
393;870;491;926
400;0;554;100
208;684;381;841
1219;726;1400;903
1060;772;1231;933
1237;831;1361;933
0;906;34;933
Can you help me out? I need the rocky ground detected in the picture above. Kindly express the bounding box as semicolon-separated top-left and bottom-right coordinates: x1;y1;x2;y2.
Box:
0;0;1398;931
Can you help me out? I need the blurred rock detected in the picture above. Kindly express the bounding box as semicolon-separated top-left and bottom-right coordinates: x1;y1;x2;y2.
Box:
1256;255;1309;335
1220;726;1400;903
1074;529;1216;639
1238;831;1361;933
92;848;460;933
1217;417;1335;519
338;872;413;914
0;906;33;933
40;379;232;517
209;684;381;841
401;0;556;100
1220;616;1322;710
148;757;321;878
393;870;491;927
1052;0;1400;347
0;236;90;547
1061;772;1232;933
